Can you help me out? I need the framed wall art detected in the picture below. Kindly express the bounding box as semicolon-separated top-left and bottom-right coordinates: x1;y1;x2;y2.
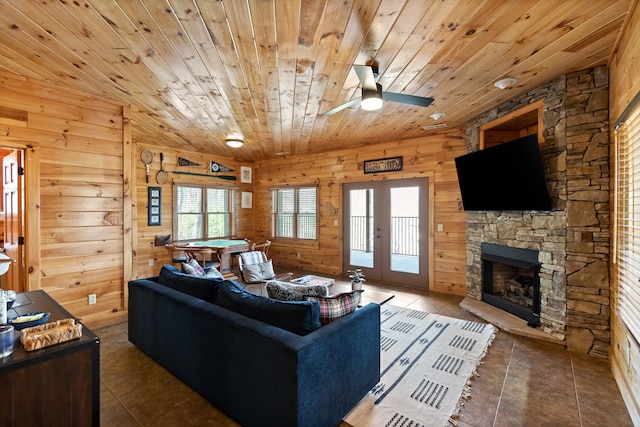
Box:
240;166;252;183
148;187;161;226
241;191;252;209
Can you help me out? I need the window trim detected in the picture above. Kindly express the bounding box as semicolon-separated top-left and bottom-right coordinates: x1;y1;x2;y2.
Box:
173;183;236;242
270;184;319;242
613;89;640;346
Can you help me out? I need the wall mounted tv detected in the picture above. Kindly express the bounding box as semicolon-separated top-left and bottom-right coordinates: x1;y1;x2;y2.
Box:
455;134;551;211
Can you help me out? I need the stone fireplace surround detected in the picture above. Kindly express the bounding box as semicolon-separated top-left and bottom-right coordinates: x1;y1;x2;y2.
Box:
461;66;610;357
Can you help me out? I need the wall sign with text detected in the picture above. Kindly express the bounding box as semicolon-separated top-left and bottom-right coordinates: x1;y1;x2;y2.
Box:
363;156;403;174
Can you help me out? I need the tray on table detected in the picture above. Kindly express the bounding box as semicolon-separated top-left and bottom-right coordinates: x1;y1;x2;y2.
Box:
20;318;83;351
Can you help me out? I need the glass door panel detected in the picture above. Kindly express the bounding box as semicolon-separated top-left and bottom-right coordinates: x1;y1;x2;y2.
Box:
349;188;374;268
390;186;420;274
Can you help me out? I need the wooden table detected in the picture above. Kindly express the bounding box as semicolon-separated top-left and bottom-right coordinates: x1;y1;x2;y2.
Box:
291;275;336;287
175;239;252;276
329;283;395;307
0;290;100;426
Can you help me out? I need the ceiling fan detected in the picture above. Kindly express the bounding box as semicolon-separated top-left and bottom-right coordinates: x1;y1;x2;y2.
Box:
322;64;435;116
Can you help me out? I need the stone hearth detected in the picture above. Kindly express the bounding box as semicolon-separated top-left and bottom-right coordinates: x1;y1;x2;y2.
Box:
463;66;610;357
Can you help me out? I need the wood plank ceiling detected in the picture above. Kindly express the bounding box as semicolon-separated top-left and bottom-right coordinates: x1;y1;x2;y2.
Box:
0;0;632;161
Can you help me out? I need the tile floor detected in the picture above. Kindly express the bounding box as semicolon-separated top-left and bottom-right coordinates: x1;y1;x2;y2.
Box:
96;280;633;426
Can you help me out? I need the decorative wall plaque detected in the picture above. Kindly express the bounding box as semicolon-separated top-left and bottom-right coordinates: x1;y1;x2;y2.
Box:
363;156;403;174
148;187;161;226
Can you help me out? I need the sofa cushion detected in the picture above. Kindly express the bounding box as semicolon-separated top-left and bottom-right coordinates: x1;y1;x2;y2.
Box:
216;281;321;335
158;264;222;303
242;259;275;283
306;290;363;325
204;268;225;279
266;281;329;301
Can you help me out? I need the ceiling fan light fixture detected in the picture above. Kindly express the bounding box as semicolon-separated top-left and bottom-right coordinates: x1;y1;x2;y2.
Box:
226;138;243;148
361;85;383;111
494;77;517;90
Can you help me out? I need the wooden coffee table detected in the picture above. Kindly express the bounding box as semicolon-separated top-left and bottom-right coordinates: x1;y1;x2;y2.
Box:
329;283;395;307
291;275;335;287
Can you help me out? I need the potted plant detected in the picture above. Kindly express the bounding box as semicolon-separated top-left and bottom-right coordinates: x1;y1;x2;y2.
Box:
348;269;365;291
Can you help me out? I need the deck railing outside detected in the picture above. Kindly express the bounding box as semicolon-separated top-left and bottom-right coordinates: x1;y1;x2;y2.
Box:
350;216;419;256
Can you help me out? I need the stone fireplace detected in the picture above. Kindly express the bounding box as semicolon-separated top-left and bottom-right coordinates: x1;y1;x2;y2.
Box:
462;66;611;357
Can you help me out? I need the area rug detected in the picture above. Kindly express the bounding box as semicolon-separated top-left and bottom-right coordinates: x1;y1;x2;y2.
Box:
344;305;496;427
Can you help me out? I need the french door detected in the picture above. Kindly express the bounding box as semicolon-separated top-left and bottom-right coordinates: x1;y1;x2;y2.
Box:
342;178;429;288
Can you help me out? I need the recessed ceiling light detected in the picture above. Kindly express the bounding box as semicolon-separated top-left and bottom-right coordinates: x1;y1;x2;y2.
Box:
494;78;517;89
430;112;445;121
226;139;243;148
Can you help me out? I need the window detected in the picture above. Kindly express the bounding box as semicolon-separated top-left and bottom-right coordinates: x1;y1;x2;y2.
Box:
271;186;317;240
614;91;640;344
175;185;233;241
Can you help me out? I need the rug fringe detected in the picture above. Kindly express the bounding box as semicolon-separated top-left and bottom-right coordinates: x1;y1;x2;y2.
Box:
448;325;498;427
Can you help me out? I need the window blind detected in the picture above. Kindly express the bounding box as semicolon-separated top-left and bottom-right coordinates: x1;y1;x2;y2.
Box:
614;94;640;345
175;185;232;240
271;186;317;240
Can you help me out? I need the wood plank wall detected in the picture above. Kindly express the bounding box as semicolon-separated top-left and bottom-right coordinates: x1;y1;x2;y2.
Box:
133;145;254;280
253;130;468;295
609;1;640;423
0;69;469;324
0;70;128;326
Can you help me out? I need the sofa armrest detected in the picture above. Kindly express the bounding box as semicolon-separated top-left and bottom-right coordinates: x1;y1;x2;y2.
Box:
287;303;381;427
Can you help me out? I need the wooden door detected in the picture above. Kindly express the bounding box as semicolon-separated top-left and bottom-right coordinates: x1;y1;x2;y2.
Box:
3;150;24;292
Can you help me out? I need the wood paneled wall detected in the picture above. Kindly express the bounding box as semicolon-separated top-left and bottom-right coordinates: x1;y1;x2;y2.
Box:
0;70;129;326
609;1;640;423
253;130;468;295
133;146;254;280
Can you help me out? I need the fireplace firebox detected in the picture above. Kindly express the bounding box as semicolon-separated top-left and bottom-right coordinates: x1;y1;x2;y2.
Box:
481;243;541;327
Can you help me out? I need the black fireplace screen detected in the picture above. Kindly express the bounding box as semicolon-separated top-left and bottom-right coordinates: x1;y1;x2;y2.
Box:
481;243;541;327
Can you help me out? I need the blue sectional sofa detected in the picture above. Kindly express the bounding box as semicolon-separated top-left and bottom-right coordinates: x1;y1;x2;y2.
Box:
128;265;381;427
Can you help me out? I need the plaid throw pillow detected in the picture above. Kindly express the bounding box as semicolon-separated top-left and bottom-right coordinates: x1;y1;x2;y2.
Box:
181;258;205;276
306;290;363;325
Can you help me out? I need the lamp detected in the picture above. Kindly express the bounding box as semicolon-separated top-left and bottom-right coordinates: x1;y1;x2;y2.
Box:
430;112;446;121
494;78;517;89
361;84;383;111
226;139;243;148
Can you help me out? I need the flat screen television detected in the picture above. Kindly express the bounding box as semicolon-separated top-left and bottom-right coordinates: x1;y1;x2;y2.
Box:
455;134;551;211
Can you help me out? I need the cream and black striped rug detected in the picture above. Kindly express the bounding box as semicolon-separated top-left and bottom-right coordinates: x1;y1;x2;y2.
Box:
344;306;496;427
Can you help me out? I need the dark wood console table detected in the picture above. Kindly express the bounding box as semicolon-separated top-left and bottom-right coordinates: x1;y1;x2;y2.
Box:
0;290;100;426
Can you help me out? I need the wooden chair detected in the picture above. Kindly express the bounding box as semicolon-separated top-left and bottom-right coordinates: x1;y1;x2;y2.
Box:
165;244;220;270
165;244;187;265
250;240;271;257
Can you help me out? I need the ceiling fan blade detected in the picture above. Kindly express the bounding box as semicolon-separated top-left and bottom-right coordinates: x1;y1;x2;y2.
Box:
382;92;434;107
321;97;362;116
353;65;377;90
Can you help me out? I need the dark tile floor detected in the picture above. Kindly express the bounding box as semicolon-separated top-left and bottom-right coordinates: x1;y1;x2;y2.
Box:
96;280;633;426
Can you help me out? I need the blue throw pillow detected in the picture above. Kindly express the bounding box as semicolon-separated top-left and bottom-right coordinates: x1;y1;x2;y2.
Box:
216;281;321;335
158;264;222;303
